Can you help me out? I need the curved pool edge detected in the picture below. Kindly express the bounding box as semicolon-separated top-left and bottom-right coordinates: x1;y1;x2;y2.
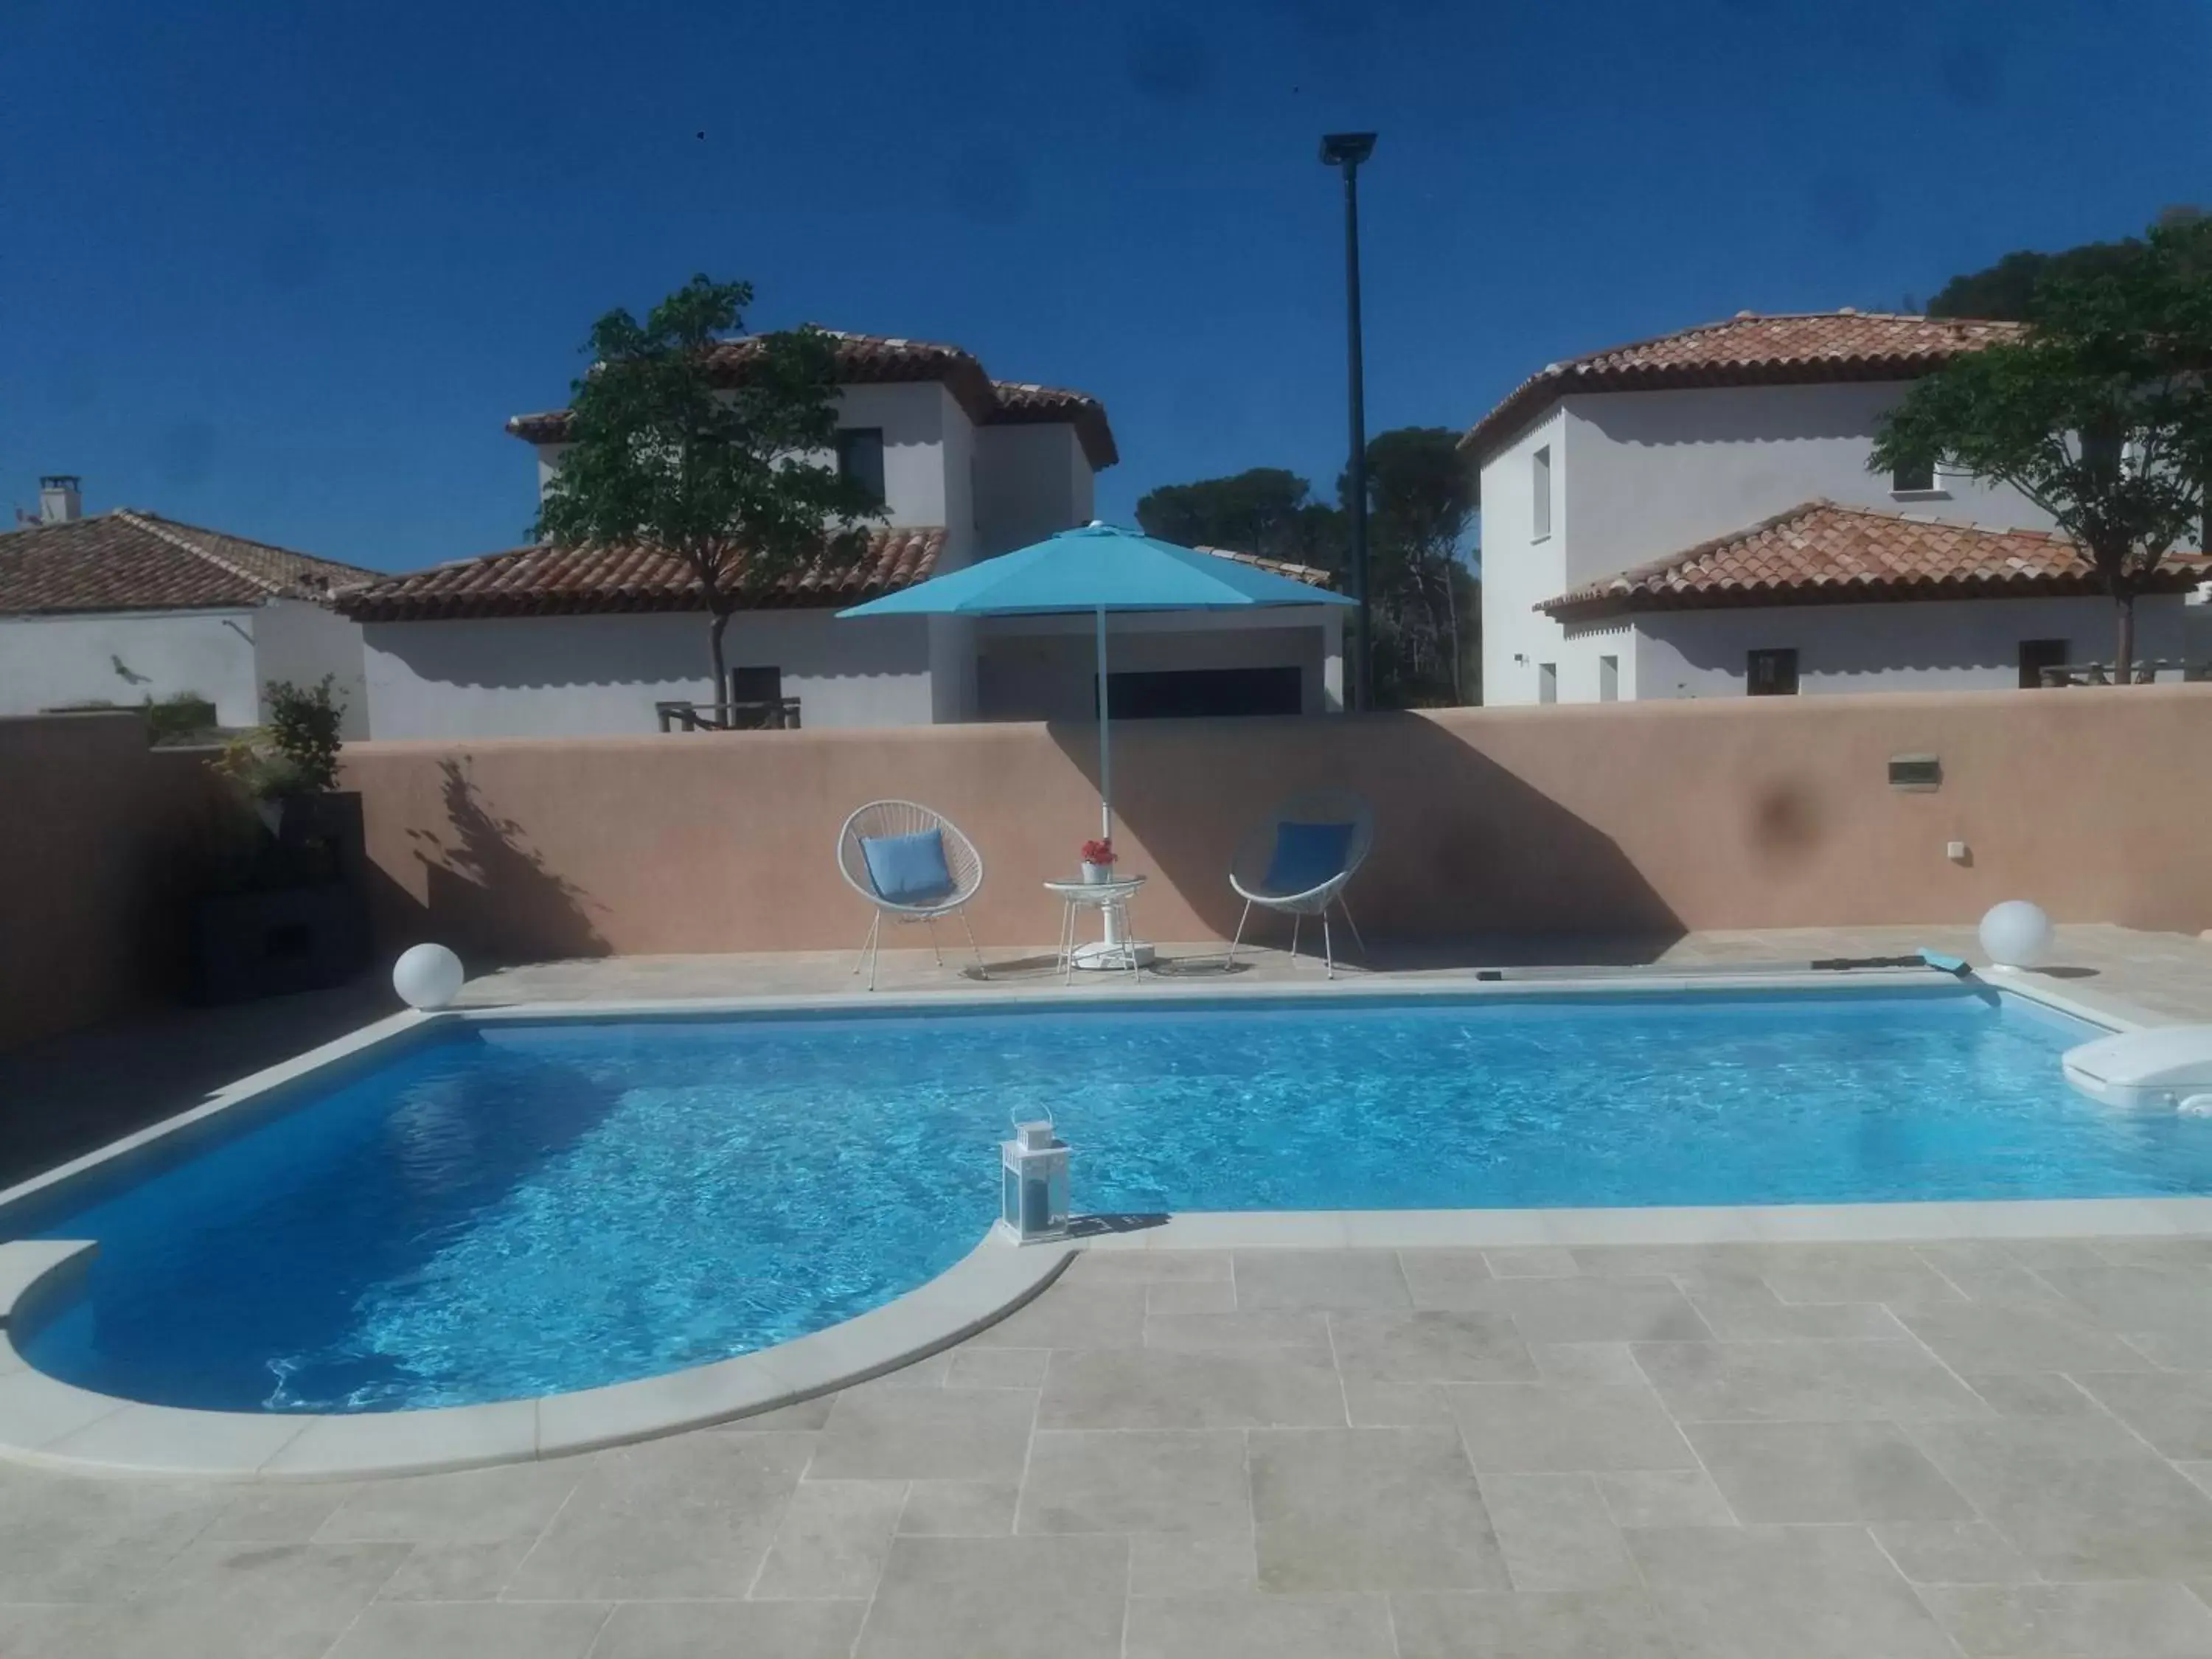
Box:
0;1230;1073;1483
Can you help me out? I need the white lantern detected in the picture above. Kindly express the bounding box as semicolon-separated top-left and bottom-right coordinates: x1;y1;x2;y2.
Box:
998;1111;1071;1243
1978;900;2054;971
392;942;465;1010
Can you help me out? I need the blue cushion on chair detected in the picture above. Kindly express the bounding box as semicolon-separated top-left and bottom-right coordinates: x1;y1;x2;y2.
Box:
861;829;956;905
1262;821;1355;896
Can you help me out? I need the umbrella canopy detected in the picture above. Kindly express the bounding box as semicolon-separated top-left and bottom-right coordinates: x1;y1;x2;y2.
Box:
839;522;1350;844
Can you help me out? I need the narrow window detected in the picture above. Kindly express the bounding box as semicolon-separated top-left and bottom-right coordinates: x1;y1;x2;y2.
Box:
1537;661;1557;704
2018;639;2068;689
1531;446;1552;540
1598;654;1618;702
1746;648;1799;696
1891;458;1936;494
835;428;886;505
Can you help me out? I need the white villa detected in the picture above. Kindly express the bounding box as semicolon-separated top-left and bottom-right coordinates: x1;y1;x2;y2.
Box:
341;332;1344;737
1465;311;2202;704
0;479;375;737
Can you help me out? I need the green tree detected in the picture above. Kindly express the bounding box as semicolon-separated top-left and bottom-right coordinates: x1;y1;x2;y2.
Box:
1343;427;1481;704
1873;215;2212;676
1928;206;2208;320
1135;468;1346;566
535;275;883;706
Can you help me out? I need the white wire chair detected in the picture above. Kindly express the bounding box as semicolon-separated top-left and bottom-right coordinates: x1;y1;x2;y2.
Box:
1226;788;1375;979
836;800;987;991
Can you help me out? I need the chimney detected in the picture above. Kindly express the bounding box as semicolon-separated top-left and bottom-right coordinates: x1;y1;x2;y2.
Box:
38;476;82;525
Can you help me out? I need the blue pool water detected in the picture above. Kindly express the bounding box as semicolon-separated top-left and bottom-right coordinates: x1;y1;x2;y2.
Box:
10;987;2210;1414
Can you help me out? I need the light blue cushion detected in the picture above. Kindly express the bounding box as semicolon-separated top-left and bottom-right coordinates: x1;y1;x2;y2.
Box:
861;828;955;905
1262;820;1355;895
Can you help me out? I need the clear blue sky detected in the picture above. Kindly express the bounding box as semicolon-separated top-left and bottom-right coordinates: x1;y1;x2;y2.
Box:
4;0;2208;573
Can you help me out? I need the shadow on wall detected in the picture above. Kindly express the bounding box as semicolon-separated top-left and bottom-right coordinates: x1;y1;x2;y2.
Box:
1050;711;1687;965
375;757;608;965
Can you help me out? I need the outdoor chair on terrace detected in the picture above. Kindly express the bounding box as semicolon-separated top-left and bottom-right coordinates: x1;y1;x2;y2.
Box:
836;800;987;992
1227;789;1375;980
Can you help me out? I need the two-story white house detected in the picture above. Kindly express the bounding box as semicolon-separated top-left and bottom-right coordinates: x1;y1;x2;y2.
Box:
342;330;1343;737
1465;311;2202;703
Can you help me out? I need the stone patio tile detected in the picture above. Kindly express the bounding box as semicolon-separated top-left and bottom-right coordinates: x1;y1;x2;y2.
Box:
376;1537;535;1601
1248;1427;1507;1592
1484;1247;1579;1278
2033;1265;2212;1338
1388;1589;1679;1658
2126;1329;2212;1369
751;1478;907;1599
2087;1237;2212;1270
1596;1469;1737;1528
1062;1249;1232;1284
1757;1246;1966;1308
1448;1384;1697;1473
1038;1346;1346;1430
593;1599;866;1659
1627;1524;1956;1659
1914;1243;2084;1307
500;1431;813;1601
1232;1250;1410;1310
1340;1374;1458;1426
316;1459;582;1543
961;1281;1146;1349
1391;1249;1494;1302
853;1351;956;1389
201;1485;359;1544
1682;1281;1909;1340
1896;1302;2153;1376
946;1347;1050;1388
1567;1244;1769;1282
855;1534;1128;1659
1147;1279;1237;1315
0;1470;221;1602
722;1393;838;1430
1330;1309;1537;1384
1869;1520;2040;1585
810;1385;1036;1480
1122;1590;1396;1658
1632;1339;1990;1422
1919;1581;2212;1657
1128;1529;1258;1596
1910;1421;2212;1582
0;1606;113;1659
324;1601;611;1659
1141;1310;1332;1354
98;1538;411;1659
1684;1421;1972;1523
1477;1474;1637;1591
1530;1341;1644;1385
1416;1275;1711;1343
1017;1429;1250;1535
2073;1371;2212;1460
1961;1371;2111;1420
897;1480;1018;1537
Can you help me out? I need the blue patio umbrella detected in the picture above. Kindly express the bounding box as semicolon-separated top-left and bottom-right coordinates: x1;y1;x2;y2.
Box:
838;521;1352;845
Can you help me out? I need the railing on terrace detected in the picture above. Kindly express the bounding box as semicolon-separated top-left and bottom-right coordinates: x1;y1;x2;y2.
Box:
2037;660;2212;687
654;698;804;733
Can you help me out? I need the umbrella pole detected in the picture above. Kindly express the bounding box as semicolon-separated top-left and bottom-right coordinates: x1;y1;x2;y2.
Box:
1095;605;1112;844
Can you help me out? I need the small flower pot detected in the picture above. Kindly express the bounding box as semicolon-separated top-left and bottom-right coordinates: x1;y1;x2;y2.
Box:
1081;860;1113;885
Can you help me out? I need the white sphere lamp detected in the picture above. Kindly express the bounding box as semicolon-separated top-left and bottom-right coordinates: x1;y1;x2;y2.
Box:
1978;900;2054;972
392;942;465;1010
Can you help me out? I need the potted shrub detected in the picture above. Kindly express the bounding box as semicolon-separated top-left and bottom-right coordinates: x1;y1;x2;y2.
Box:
189;678;371;1002
1080;837;1116;885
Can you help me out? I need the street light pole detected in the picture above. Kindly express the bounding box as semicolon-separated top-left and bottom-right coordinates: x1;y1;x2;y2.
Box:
1320;132;1377;712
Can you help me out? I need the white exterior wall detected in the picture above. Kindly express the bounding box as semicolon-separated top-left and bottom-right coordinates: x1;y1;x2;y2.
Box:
251;598;370;738
974;425;1093;556
975;609;1342;720
0;608;261;723
1625;594;2192;698
361;610;934;738
1478;409;1574;706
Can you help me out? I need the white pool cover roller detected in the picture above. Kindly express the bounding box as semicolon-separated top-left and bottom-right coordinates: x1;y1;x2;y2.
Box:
2062;1026;2212;1110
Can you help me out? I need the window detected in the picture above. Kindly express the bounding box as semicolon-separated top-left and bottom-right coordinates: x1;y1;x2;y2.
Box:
726;665;792;728
1890;457;1937;494
2019;638;2069;689
1531;446;1552;540
1746;648;1799;696
1537;661;1557;704
728;664;783;703
1598;655;1618;702
835;428;886;505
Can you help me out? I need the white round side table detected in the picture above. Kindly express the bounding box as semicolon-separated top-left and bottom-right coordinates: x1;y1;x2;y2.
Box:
1043;874;1153;981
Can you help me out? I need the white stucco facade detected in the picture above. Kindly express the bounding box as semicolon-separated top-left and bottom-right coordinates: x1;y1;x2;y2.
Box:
1475;372;2132;707
0;602;368;736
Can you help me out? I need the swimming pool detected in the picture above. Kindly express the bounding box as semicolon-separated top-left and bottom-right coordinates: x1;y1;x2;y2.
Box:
7;984;2203;1415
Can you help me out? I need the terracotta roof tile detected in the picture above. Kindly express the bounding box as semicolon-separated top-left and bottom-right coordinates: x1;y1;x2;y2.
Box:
335;525;946;622
1192;545;1339;589
1463;311;2024;461
1540;501;2208;621
0;510;376;616
507;329;1118;468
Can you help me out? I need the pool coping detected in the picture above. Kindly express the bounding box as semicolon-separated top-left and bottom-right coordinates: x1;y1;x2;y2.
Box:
0;962;2172;1481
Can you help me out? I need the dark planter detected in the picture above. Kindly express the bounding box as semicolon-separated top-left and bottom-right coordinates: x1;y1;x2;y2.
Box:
188;790;372;1004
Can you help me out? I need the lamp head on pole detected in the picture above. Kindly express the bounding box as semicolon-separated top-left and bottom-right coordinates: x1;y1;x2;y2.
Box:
1319;132;1377;173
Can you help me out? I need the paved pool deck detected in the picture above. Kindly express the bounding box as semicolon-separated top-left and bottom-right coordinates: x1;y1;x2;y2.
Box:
4;924;2212;1654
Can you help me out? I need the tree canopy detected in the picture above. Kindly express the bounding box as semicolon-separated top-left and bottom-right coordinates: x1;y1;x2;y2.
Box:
535;274;882;709
1134;468;1346;566
1928;206;2208;321
1874;215;2212;676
